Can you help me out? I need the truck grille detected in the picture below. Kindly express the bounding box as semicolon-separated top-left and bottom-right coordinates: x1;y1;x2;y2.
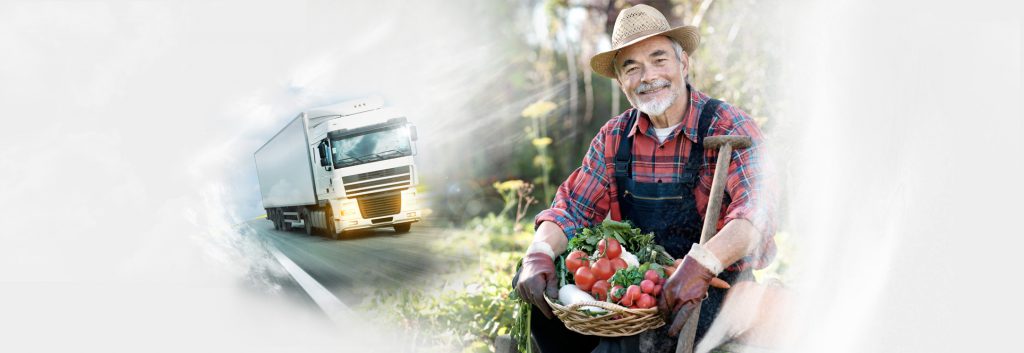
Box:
358;192;402;219
342;166;412;196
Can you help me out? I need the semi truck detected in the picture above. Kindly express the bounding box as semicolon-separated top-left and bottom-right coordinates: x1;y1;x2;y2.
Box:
254;96;422;238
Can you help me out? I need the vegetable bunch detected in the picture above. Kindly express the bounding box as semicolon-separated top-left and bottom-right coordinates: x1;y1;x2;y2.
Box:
558;220;679;310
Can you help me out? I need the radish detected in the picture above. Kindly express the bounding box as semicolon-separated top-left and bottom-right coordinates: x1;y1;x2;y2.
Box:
637;294;656;309
644;269;660;283
625;285;642;304
640;279;655;294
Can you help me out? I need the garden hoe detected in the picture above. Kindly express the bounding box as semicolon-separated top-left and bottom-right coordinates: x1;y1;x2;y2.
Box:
675;135;752;353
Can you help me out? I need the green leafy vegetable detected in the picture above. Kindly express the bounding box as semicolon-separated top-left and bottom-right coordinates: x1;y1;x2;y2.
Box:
608;266;645;288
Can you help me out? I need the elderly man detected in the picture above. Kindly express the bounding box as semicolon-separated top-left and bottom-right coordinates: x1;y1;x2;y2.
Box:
513;4;777;353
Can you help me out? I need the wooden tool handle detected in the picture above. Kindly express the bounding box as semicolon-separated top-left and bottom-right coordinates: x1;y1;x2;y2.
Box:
698;142;733;244
676;137;749;353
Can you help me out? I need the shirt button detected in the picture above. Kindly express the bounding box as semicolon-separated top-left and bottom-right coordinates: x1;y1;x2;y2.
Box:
658;145;665;149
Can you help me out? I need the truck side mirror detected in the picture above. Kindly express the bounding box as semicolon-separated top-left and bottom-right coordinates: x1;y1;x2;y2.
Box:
317;140;330;167
409;125;418;141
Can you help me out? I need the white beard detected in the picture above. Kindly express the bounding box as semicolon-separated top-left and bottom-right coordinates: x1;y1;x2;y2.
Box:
636;90;678;116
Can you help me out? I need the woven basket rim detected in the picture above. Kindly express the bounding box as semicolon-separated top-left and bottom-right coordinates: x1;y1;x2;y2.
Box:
544;294;665;337
546;295;658;314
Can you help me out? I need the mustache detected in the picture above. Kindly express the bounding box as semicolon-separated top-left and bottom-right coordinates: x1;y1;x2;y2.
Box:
635;79;671;94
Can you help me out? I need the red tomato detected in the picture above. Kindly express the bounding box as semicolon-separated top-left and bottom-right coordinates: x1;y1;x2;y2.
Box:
610;258;628;271
637;294;656;309
574;266;596;291
640;279;655;294
591;280;610;301
566;250;589;273
591;258;614;280
597;238;622;259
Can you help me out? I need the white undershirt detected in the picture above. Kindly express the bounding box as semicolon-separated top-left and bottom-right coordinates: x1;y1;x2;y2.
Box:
653;123;682;144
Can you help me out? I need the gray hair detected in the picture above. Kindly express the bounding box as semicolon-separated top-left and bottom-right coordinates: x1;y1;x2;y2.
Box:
613;36;688;82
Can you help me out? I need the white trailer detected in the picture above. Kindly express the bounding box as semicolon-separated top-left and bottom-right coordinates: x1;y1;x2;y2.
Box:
254;96;422;238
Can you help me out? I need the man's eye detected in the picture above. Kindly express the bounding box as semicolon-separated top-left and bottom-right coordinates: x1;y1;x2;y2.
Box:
626;67;638;74
656;58;667;63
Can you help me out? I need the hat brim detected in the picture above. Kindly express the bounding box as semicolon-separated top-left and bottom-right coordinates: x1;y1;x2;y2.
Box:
590;25;700;79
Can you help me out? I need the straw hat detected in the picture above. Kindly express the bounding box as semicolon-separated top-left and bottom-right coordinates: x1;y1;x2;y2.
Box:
590;4;700;79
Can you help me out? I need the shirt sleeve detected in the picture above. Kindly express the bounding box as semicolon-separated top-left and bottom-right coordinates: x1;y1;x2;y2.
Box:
534;126;614;240
717;104;779;269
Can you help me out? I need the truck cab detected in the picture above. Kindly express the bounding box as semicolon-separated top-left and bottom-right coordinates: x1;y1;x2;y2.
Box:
307;97;421;235
257;96;422;238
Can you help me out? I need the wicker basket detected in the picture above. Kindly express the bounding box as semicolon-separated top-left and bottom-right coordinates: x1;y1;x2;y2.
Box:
545;295;665;337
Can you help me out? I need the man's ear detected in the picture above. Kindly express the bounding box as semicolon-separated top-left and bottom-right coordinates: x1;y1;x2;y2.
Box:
680;52;690;75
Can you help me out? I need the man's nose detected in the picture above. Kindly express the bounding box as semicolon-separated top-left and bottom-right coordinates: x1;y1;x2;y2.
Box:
640;67;658;84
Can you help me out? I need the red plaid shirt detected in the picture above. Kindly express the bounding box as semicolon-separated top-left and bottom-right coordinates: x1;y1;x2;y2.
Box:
535;87;778;270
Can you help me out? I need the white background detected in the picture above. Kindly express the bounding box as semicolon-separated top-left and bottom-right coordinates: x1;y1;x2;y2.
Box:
0;0;1021;352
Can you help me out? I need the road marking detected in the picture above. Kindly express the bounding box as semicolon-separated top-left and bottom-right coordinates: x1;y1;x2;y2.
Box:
266;243;355;325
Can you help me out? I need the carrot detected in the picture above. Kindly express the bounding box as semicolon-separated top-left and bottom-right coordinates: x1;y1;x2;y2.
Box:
710;277;731;289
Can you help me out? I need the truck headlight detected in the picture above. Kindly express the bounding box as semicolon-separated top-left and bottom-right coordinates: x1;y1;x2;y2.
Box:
401;189;416;210
339;200;360;218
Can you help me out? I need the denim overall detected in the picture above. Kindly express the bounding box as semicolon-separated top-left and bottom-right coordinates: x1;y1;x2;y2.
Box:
528;100;750;353
605;99;749;353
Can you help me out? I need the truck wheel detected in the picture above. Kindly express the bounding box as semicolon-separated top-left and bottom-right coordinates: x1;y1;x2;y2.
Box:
302;209;313;236
393;223;411;234
271;209;280;230
324;206;339;240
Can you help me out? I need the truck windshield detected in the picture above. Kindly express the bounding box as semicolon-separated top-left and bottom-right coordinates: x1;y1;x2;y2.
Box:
331;126;412;168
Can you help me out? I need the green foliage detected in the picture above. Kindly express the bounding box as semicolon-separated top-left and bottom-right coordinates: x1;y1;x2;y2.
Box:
608;266;645;289
493;180;526;218
568;219;658;260
359;215;533;353
509;293;533;353
521;100;557;204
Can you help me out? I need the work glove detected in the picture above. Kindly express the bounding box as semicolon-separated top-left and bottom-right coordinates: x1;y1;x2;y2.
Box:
658;244;729;337
514;243;559;319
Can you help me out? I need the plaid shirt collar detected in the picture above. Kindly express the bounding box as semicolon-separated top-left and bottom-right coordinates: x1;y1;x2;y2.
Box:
627;83;709;144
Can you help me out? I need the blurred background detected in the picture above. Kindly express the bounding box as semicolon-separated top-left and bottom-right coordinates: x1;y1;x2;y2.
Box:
0;0;1020;352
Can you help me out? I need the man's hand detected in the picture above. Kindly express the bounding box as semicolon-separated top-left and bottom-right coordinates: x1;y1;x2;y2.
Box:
659;244;730;337
515;250;559;319
516;222;569;319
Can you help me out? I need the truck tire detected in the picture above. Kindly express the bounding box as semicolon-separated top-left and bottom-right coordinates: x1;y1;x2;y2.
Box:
393;223;411;234
324;205;339;240
271;209;280;230
302;209;313;236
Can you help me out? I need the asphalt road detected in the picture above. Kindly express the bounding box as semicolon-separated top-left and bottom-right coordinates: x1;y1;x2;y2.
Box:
247;219;452;308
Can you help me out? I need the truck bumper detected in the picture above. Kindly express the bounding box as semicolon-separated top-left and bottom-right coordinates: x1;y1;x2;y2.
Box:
332;187;422;232
336;210;422;231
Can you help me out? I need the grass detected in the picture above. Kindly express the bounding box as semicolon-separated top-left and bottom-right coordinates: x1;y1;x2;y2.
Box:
358;214;532;353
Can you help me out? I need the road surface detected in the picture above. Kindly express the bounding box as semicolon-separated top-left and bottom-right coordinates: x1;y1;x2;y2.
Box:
246;218;453;309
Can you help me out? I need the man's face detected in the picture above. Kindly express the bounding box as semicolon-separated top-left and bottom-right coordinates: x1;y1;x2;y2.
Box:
615;36;688;116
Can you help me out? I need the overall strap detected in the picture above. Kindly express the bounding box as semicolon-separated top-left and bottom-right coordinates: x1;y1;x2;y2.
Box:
683;99;723;176
613;109;638;178
698;99;721;145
